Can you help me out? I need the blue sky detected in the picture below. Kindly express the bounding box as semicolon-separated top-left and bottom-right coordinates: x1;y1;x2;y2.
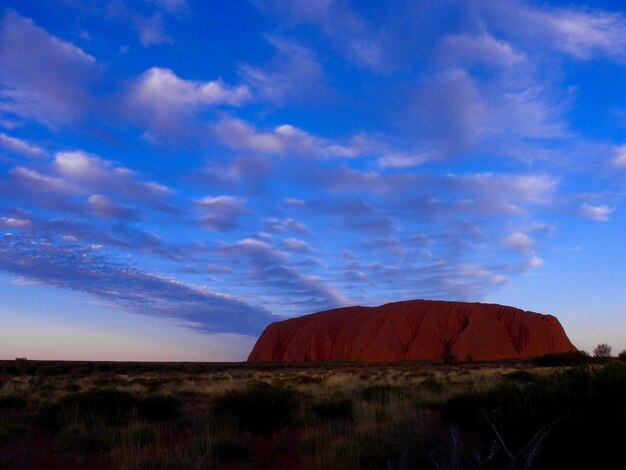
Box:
1;0;625;360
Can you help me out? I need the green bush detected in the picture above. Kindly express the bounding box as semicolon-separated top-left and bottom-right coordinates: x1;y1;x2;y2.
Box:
212;382;299;434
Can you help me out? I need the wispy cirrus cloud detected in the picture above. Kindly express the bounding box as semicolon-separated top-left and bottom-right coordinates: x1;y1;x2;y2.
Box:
240;37;327;105
485;1;626;62
0;132;45;157
215;237;346;314
0;232;271;335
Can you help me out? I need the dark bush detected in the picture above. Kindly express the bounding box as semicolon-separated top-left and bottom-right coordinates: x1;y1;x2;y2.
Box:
593;343;612;358
39;389;137;429
531;350;590;367
184;364;204;374
291;374;324;385
0;419;26;442
122;425;157;447
442;354;457;365
441;365;626;468
417;378;444;394
309;396;353;421
215;435;250;461
64;383;81;393
71;366;93;376
359;384;404;402
212;382;299;434
0;394;27;412
57;425;112;452
619;350;626;362
37;365;63;376
138;395;181;421
502;370;536;383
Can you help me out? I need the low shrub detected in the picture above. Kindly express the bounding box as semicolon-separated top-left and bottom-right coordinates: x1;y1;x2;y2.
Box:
0;394;27;412
291;374;324;385
417;378;444;394
442;354;457;365
36;365;64;376
531;350;590;367
0;419;26;442
137;395;181;421
440;365;626;468
502;370;536;383
57;425;113;452
212;382;299;433
309;396;353;421
121;424;157;447
359;384;404;403
40;389;137;429
214;435;250;461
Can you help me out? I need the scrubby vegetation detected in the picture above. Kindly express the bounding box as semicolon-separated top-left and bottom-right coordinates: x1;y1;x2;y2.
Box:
0;357;624;469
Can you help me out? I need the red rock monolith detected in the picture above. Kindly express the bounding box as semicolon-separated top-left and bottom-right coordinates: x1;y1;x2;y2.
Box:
247;300;577;362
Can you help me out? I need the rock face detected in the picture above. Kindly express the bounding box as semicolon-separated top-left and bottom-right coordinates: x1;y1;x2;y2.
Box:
247;300;577;362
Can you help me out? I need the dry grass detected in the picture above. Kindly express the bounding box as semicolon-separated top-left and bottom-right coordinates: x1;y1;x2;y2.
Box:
1;358;610;469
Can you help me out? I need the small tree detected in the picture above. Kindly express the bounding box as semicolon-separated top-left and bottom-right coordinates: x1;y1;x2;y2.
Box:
14;357;29;375
618;350;626;362
442;354;457;365
593;343;612;358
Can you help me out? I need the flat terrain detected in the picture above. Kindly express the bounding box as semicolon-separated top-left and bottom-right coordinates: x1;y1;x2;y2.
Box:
0;356;623;469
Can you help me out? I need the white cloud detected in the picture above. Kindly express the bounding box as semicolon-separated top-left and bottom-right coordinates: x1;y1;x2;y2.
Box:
87;194;136;220
195;196;247;231
0;216;31;228
240;37;326;104
504;232;533;252
438;32;526;69
136;14;172;47
54;150;171;200
127;67;250;137
0;133;44;157
487;2;626;62
133;67;250;109
213;117;370;158
612;145;626;167
213;117;317;155
282;238;311;252
0;12;97;125
10;166;78;196
580;203;613;221
376;150;435;168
